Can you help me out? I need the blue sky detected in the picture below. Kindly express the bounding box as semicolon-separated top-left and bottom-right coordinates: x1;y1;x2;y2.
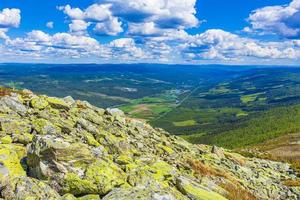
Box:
0;0;299;64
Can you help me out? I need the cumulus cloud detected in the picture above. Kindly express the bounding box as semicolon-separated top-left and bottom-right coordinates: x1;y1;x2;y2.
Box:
182;29;300;61
58;4;121;36
1;2;300;64
107;38;150;61
59;0;198;36
69;20;90;34
94;18;123;36
247;0;300;38
4;30;101;59
128;22;162;36
0;8;21;28
105;0;199;29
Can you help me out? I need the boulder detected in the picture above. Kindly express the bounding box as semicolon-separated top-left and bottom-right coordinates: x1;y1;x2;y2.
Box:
62;159;126;196
46;97;70;110
30;97;49;110
176;176;228;200
102;185;187;200
1;176;62;200
1;95;27;116
0;144;26;180
27;135;95;180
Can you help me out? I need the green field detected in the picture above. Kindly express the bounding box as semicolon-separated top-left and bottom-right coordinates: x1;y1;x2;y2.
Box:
173;120;198;127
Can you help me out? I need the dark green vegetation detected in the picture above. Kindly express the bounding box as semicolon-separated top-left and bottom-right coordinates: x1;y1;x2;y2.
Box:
1;64;300;149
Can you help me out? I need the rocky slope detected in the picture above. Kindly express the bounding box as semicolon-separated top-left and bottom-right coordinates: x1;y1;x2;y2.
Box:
0;88;299;200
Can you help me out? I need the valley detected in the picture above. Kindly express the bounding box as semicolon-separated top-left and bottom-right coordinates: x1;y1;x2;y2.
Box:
1;64;300;151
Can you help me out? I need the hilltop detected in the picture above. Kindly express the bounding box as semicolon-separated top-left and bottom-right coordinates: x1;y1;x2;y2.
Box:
0;88;299;200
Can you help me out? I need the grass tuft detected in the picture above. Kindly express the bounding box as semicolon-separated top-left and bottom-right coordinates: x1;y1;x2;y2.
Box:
220;183;257;200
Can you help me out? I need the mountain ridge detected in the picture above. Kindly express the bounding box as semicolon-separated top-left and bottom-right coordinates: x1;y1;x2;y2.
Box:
0;87;299;200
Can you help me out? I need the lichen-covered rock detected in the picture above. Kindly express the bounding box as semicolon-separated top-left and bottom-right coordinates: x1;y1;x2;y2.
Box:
0;136;12;144
176;176;228;200
30;97;49;110
46;97;70;110
61;159;126;196
0;90;299;200
0;144;26;180
1;176;62;200
1;95;27;116
32;118;59;135
27;135;95;180
102;185;187;200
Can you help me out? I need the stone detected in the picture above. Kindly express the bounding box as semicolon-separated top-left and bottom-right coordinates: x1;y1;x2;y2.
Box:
106;108;125;117
1;95;27;116
102;185;187;200
176;176;228;200
0;144;26;180
211;145;225;158
27;135;95;180
46;97;70;110
0;136;12;144
1;176;62;200
30;97;49;110
32;118;59;135
63;96;76;107
62;160;126;196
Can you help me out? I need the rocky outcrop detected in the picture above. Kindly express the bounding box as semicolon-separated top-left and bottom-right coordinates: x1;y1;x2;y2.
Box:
0;89;299;200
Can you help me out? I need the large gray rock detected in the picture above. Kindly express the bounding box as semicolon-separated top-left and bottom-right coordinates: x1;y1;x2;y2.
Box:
1;176;62;200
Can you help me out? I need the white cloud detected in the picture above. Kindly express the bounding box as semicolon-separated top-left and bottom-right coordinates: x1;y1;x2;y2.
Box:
0;8;21;28
94;18;123;36
108;38;149;61
46;21;54;29
58;5;84;20
58;4;115;35
69;20;90;34
0;28;8;40
1;2;300;64
4;31;102;59
128;22;162;36
84;4;112;22
247;0;300;38
27;30;51;42
59;0;198;36
182;29;300;61
105;0;198;29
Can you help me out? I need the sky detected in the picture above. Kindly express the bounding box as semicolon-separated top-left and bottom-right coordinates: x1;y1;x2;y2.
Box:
0;0;300;65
